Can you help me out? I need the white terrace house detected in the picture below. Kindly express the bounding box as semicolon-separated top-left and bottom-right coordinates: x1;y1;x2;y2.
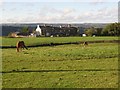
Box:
35;25;42;36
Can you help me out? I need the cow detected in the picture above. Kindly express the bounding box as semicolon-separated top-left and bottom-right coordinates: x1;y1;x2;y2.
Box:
16;41;28;52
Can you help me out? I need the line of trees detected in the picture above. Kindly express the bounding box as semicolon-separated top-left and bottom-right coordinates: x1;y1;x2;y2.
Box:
85;23;120;36
102;23;120;36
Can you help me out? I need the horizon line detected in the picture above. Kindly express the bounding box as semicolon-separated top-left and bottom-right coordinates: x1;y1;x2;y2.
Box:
1;22;117;24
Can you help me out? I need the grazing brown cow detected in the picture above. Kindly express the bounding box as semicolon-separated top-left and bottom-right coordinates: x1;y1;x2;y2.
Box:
16;41;28;52
83;41;88;46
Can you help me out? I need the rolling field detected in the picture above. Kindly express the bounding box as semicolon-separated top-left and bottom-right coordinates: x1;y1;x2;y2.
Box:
2;41;119;88
1;36;118;46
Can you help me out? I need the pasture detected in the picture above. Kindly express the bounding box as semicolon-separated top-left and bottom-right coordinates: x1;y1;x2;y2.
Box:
1;37;119;88
1;36;118;46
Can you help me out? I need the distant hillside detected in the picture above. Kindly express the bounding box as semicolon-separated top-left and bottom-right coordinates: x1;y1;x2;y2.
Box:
1;23;108;36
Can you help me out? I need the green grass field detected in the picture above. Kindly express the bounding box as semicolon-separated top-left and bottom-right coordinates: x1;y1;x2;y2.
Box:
2;41;119;88
1;36;118;46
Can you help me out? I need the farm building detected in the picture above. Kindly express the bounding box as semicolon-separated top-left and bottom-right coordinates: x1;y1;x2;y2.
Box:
40;24;79;37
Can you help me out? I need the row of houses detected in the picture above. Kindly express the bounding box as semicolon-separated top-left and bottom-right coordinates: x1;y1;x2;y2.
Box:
10;24;85;37
40;25;78;37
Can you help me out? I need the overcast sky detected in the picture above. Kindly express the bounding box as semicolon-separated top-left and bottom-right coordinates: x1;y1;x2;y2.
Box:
0;0;119;23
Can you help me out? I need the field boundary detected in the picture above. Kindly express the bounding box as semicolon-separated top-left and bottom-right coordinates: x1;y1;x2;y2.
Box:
1;69;119;74
1;40;120;48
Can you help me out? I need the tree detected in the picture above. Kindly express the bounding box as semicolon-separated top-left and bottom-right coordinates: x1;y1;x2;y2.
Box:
21;26;29;34
95;28;103;36
85;27;97;36
102;23;120;36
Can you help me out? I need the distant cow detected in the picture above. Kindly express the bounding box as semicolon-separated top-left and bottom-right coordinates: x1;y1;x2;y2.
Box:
16;41;28;52
83;41;88;46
